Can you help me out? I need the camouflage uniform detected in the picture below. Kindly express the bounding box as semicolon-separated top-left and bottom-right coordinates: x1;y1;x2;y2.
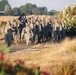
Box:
53;23;60;42
60;23;66;39
46;21;53;40
33;21;39;44
42;21;47;41
24;23;31;45
29;22;34;43
1;25;6;35
4;22;13;47
18;14;27;40
38;21;43;43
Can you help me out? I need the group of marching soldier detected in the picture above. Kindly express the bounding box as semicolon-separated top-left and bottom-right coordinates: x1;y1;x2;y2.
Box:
1;13;66;47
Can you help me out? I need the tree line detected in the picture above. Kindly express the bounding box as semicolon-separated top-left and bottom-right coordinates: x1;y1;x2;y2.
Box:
0;0;58;16
5;3;49;16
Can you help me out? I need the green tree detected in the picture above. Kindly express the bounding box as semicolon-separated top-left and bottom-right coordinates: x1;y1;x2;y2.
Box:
5;9;14;15
0;0;10;11
13;7;20;16
19;3;37;15
4;3;49;16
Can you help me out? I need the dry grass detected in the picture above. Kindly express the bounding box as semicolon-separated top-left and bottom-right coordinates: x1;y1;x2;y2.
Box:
0;15;53;22
6;38;76;75
0;16;18;22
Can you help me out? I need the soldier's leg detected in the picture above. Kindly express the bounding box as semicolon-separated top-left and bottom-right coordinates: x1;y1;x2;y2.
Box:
5;33;11;47
21;28;25;40
20;27;23;41
57;31;60;42
16;31;19;42
63;29;66;39
54;30;57;42
26;35;30;45
34;34;38;44
4;34;8;45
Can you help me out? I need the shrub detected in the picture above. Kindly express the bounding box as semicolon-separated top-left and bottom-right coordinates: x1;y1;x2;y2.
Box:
56;4;76;37
0;45;40;75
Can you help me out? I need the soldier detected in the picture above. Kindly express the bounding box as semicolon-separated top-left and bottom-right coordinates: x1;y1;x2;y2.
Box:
46;20;53;40
42;19;47;41
33;20;39;44
18;13;27;41
24;22;31;45
1;24;6;36
4;21;13;47
16;19;21;42
53;19;60;42
38;21;43;43
60;20;66;39
29;21;34;43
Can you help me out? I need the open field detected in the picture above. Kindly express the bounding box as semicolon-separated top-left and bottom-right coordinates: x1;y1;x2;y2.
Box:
0;15;54;23
0;16;18;22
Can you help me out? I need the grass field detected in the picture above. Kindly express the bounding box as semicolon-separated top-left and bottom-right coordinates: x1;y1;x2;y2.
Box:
7;38;76;75
0;16;18;22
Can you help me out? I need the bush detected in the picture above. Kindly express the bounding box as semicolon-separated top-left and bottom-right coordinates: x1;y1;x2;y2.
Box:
0;45;34;75
56;4;76;37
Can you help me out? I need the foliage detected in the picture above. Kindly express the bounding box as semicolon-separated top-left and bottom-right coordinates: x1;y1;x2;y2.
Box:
5;3;48;16
56;4;76;36
0;45;41;75
0;0;11;11
5;9;14;16
0;0;58;16
0;44;10;54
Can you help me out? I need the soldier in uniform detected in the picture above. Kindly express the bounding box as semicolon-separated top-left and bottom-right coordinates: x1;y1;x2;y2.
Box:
18;13;27;41
22;22;31;45
42;19;47;41
33;20;39;44
38;21;43;43
1;24;6;36
16;19;21;42
12;20;18;43
29;21;34;43
46;20;53;40
4;21;13;47
60;20;66;39
53;19;60;42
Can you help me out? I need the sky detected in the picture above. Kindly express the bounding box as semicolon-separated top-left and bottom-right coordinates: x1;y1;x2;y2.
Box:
8;0;76;11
